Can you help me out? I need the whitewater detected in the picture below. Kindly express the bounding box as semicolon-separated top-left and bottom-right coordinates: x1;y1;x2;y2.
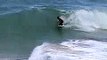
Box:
29;39;107;60
60;9;107;32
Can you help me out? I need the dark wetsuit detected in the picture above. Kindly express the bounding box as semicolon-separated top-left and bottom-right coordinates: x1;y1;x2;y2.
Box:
57;16;64;25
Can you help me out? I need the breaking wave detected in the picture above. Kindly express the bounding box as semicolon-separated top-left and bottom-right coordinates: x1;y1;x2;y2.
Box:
29;39;107;60
61;9;107;32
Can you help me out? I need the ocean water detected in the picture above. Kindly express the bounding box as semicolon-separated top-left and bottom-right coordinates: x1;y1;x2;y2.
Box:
0;0;107;60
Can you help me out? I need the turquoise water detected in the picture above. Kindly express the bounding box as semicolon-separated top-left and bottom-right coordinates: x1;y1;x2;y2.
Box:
0;0;107;60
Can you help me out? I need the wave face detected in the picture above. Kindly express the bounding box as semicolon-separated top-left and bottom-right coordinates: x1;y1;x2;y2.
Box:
29;39;107;60
0;8;61;37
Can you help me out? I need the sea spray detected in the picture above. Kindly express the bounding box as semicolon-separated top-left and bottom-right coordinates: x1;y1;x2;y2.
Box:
61;9;107;32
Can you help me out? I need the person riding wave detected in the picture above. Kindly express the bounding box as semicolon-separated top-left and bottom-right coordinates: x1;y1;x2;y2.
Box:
57;16;64;26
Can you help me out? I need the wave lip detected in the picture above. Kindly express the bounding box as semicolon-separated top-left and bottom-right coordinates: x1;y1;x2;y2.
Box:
28;39;107;60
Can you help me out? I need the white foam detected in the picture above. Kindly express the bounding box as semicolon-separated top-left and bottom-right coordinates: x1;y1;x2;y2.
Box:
28;40;107;60
61;9;107;32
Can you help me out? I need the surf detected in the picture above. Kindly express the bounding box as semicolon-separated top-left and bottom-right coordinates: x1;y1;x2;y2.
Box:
28;39;107;60
1;0;107;60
